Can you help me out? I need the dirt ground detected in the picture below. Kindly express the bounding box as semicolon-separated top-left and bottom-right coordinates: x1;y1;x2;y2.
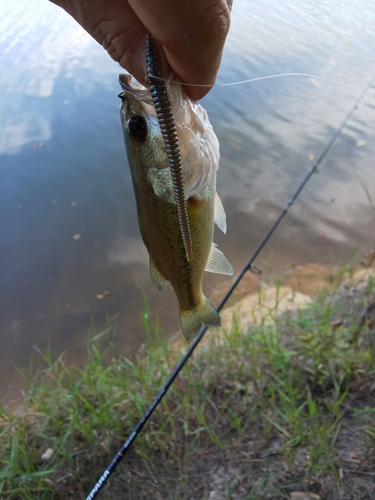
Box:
88;260;375;500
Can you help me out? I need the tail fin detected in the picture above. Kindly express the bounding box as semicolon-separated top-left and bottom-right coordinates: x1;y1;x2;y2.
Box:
180;298;221;343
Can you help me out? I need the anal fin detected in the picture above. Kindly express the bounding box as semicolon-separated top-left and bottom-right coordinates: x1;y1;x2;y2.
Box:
150;258;168;291
205;243;233;276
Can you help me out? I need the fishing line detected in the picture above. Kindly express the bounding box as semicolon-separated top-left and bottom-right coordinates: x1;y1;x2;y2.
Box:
86;73;375;500
148;72;375;93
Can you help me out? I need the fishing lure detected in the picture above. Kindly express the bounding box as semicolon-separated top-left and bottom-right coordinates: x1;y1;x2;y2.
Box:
145;34;193;262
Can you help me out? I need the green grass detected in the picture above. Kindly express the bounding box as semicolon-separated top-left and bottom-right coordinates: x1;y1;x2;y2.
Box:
0;272;375;499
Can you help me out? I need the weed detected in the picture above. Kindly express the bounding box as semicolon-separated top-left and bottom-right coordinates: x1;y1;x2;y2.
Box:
0;273;374;499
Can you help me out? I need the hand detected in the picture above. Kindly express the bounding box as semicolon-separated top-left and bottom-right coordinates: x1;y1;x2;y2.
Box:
50;0;232;100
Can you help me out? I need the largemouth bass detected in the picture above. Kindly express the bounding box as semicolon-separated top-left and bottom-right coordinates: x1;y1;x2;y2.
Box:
118;71;233;343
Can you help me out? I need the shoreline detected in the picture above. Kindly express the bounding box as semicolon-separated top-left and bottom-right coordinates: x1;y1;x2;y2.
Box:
1;255;374;499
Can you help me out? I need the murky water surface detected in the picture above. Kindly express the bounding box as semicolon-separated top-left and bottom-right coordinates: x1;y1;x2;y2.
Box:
1;0;375;399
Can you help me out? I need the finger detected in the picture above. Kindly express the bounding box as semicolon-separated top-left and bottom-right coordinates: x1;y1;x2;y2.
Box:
128;0;231;100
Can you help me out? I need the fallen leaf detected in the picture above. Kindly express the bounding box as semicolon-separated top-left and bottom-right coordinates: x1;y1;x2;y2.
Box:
43;479;55;486
291;493;320;500
330;319;343;329
298;333;312;340
96;291;111;299
41;448;54;461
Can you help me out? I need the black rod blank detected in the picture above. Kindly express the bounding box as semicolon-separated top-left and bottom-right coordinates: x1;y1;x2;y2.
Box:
85;74;374;500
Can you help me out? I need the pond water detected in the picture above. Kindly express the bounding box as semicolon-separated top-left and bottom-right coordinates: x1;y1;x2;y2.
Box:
1;0;375;400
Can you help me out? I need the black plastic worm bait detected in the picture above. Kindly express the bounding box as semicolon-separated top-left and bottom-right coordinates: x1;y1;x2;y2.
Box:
145;33;193;262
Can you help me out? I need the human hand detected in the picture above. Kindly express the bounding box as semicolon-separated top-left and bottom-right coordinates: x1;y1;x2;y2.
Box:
50;0;232;100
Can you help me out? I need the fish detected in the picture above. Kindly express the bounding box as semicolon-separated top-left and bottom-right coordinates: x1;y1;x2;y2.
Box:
118;67;233;343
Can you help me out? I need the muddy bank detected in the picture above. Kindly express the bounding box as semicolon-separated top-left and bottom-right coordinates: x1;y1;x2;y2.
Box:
171;248;375;352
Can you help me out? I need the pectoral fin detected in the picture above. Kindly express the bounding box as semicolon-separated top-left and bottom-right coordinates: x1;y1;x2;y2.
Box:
150;258;168;291
205;243;233;275
214;192;227;234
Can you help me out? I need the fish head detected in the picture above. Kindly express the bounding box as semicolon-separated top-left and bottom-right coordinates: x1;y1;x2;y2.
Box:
118;73;220;202
119;74;169;174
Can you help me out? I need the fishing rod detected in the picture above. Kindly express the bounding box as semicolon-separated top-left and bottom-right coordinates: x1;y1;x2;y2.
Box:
86;74;374;500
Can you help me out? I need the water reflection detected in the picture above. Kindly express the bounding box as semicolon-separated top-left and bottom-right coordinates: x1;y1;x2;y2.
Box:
1;0;375;399
0;111;51;155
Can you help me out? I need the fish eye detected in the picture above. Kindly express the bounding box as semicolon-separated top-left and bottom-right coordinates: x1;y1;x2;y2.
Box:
127;115;147;142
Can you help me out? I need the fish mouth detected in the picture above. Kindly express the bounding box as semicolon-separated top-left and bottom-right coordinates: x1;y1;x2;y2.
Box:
118;74;153;104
